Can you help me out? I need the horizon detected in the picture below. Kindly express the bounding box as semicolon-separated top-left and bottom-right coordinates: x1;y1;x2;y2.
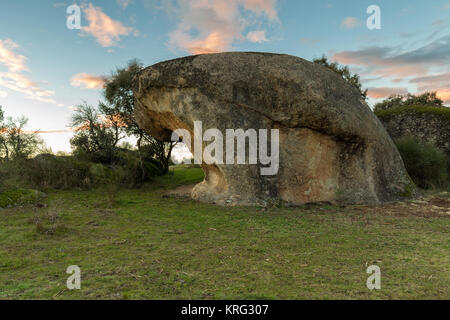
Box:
1;0;449;153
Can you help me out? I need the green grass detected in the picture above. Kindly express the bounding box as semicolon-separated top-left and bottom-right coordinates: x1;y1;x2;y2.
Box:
0;166;449;300
0;188;46;208
375;105;450;121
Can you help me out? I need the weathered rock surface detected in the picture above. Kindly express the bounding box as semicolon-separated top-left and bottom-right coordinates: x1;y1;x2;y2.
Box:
133;52;415;206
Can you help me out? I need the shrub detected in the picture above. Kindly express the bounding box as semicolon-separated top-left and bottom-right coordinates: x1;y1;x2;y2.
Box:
395;137;448;189
90;164;125;207
0;150;165;194
28;201;67;235
374;92;444;112
313;56;367;100
0;188;46;208
20;154;92;190
113;149;163;186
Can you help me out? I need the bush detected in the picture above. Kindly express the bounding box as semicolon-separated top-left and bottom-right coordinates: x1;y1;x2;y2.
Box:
313;56;367;99
20;154;92;190
0;188;46;208
0;150;165;193
395;137;448;189
113;149;163;187
374;92;444;112
90;164;125;206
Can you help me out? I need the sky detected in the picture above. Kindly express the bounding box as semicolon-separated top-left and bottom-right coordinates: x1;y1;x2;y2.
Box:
0;0;449;154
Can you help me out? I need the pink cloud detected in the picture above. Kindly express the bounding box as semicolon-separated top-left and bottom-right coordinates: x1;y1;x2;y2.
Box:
168;0;278;54
367;87;409;99
436;88;450;103
71;73;106;89
409;72;450;104
0;39;27;72
247;30;267;43
0;39;56;104
331;34;450;105
82;3;135;47
341;17;361;30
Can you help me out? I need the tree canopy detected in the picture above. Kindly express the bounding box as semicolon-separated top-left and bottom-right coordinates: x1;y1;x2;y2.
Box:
0;106;43;160
313;56;368;100
373;92;444;112
70;60;176;174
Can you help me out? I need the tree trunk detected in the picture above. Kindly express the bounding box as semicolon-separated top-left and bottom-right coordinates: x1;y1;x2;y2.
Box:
137;130;145;181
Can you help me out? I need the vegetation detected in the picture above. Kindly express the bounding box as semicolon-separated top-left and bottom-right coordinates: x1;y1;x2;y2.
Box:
0;188;46;208
70;102;122;165
0;104;164;194
395;137;448;189
313;56;367;100
1;57;448;300
0;106;43;160
375;104;450;121
0;167;448;299
102;60;176;174
68;61;176;179
373;92;444;113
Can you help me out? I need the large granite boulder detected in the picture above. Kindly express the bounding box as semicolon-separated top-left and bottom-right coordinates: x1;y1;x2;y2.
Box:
133;52;415;206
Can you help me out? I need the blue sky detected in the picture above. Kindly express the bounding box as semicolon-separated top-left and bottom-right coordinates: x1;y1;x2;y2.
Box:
0;0;449;152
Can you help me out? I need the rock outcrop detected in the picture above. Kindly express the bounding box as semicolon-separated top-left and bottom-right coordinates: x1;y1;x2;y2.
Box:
376;106;450;164
133;52;415;206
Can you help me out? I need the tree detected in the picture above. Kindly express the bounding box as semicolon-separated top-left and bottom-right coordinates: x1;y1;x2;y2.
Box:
0;113;43;160
0;106;7;160
403;92;443;107
313;56;368;100
70;102;121;164
102;60;176;174
373;91;444;112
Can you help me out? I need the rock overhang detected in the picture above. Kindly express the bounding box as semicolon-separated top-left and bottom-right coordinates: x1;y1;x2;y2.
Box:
133;52;416;206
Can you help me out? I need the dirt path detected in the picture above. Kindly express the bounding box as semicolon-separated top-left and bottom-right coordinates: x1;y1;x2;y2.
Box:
351;191;450;217
163;184;196;197
164;186;449;217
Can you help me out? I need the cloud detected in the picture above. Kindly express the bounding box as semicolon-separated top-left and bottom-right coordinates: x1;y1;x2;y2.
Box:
247;30;267;43
341;17;361;30
82;3;135;47
331;33;450;105
0;39;27;72
117;0;132;9
436;89;450;103
71;73;106;89
168;0;278;54
0;39;56;104
367;87;409;99
409;72;450;104
243;0;277;20
332;34;450;77
0;90;8;97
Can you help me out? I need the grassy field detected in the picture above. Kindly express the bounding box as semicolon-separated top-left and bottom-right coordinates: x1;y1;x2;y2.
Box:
0;166;449;300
